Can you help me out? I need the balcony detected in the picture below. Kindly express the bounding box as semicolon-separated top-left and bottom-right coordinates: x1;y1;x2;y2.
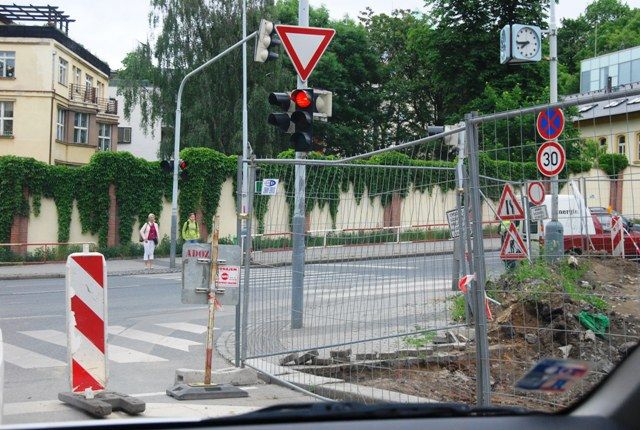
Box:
69;84;118;115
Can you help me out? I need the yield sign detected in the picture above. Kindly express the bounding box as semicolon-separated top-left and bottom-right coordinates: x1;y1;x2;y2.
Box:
275;25;336;81
500;223;528;260
496;184;525;221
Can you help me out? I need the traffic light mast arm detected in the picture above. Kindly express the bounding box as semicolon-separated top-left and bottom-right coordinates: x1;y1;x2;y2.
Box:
169;30;257;268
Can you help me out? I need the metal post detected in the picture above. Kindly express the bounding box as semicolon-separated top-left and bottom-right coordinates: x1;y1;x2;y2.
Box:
544;0;564;261
241;161;255;365
204;215;220;385
291;0;309;330
241;0;249;255
465;112;491;407
235;156;243;366
521;190;532;262
169;32;258;268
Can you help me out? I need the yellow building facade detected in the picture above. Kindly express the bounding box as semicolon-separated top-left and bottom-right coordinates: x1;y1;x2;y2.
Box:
0;25;117;165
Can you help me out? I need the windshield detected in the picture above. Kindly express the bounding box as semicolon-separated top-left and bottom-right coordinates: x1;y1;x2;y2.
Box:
1;0;639;427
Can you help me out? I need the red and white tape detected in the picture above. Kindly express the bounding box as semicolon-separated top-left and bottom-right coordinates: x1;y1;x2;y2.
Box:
66;253;107;393
611;216;624;258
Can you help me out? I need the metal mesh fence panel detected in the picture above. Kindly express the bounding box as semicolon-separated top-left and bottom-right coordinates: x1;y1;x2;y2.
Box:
469;86;640;411
242;131;501;403
241;85;640;409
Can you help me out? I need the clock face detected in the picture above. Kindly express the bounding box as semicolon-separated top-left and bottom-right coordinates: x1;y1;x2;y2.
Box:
515;26;540;59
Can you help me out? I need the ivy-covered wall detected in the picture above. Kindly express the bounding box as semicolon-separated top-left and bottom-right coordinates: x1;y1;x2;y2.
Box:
0;149;235;247
0;148;615;246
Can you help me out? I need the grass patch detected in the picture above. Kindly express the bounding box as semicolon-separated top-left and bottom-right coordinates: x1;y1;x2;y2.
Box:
402;325;437;348
451;294;466;322
506;258;607;311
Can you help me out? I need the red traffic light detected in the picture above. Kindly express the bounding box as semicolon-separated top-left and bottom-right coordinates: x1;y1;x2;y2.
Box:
178;159;187;170
291;89;312;109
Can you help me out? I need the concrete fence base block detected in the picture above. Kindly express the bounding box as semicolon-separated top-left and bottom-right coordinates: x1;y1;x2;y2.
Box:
174;367;258;386
58;391;145;418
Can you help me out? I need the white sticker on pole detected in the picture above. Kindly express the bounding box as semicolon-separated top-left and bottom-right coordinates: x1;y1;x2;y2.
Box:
217;266;240;287
527;181;546;206
66;252;107;393
530;205;549;221
536;141;566;177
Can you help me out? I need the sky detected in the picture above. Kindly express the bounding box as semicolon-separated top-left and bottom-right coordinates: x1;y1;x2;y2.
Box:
23;0;640;70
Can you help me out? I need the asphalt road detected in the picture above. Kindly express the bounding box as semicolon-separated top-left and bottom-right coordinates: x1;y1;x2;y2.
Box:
0;251;503;424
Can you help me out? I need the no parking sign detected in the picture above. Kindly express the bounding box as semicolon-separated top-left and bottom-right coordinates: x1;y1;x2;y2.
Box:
537;108;565;140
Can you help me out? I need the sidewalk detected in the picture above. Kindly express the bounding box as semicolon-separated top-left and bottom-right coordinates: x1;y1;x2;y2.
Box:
0;257;182;280
0;238;502;280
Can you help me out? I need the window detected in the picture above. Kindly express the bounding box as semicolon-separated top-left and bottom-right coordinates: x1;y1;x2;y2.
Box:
73;66;81;91
56;108;66;141
98;124;111;151
117;126;131;144
73;112;88;144
578;104;597;113
0;51;15;78
85;74;93;91
97;82;104;99
599;137;607;150
597;214;612;232
0;101;13;136
603;99;627;108
617;135;626;155
58;58;68;85
637;133;640;161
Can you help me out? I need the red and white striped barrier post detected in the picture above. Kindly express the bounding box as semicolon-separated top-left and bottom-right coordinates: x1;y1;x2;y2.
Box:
611;215;624;258
66;253;107;393
59;251;145;417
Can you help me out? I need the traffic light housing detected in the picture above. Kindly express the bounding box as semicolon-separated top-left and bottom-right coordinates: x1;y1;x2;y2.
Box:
267;92;294;132
160;159;187;179
267;88;329;152
290;89;314;152
254;19;280;63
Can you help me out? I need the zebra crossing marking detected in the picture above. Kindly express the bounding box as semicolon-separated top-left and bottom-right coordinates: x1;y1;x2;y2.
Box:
20;329;168;363
108;325;201;352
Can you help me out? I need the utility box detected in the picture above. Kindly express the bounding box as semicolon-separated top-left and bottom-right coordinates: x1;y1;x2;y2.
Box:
181;243;212;305
181;243;242;306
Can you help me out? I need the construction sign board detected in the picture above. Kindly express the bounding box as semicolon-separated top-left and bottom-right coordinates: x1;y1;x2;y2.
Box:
497;184;525;221
500;223;528;260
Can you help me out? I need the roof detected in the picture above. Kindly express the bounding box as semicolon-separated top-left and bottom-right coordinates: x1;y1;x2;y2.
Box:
568;82;640;122
0;4;75;34
0;25;110;76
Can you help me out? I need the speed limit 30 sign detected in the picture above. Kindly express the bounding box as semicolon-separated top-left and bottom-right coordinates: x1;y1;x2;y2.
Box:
536;141;566;177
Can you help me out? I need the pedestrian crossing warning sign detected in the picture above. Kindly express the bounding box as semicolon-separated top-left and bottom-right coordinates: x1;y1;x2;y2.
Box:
497;184;525;221
500;223;528;260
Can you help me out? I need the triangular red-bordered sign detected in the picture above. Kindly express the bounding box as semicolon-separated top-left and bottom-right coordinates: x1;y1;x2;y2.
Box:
275;25;336;82
496;184;525;221
500;223;528;260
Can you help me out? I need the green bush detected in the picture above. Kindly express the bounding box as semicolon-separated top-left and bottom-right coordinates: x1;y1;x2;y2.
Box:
598;153;629;177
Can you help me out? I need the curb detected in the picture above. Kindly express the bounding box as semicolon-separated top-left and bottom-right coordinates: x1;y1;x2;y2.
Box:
0;268;181;281
215;331;436;404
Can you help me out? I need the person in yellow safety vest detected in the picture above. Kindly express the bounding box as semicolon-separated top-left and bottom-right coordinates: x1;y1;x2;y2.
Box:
182;212;200;243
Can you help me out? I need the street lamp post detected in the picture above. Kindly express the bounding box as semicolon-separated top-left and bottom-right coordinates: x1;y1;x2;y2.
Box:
169;31;257;268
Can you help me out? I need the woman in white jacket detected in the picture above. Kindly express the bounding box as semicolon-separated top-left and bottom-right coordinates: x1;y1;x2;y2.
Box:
139;213;159;269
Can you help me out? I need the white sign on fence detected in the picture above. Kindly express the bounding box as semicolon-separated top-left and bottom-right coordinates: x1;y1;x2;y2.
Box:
217;266;240;287
530;205;548;221
261;179;279;196
446;207;466;239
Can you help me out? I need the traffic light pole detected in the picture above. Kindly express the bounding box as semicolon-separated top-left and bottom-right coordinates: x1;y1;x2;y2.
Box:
291;0;309;329
169;31;257;268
